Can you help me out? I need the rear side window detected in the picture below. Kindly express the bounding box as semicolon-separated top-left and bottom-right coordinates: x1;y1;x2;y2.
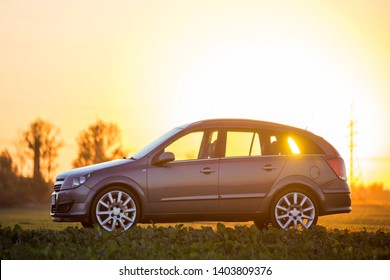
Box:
264;131;323;155
225;131;262;157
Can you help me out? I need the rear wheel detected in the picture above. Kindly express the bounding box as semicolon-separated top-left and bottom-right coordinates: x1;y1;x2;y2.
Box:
271;189;318;230
91;186;139;232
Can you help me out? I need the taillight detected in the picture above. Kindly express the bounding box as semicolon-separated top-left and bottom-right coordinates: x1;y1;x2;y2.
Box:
327;158;347;180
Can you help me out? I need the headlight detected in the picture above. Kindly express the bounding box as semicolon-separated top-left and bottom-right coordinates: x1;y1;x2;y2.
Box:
72;174;90;188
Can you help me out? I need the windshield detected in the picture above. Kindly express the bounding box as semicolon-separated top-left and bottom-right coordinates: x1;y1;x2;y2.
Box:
131;127;183;159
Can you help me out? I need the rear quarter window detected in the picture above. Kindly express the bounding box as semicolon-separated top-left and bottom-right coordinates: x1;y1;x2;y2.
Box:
263;131;324;155
291;134;324;154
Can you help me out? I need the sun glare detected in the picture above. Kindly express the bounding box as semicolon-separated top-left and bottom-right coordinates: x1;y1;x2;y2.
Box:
288;137;301;155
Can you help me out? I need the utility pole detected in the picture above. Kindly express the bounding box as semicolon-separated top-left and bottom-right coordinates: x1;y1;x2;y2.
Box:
348;103;359;188
349;117;355;188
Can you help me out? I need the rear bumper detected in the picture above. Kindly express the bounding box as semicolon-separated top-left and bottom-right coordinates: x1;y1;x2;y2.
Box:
320;181;351;216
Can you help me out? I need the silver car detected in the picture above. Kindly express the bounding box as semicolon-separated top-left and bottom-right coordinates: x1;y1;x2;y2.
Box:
51;119;351;231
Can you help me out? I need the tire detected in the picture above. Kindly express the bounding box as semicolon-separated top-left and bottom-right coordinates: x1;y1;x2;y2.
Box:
270;188;318;230
91;186;139;232
81;221;93;228
253;219;269;230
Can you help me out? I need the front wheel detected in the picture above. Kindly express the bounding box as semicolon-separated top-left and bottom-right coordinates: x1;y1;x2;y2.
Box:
271;189;318;230
91;186;139;232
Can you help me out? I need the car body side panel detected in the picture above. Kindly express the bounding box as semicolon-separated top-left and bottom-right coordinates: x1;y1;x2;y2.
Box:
147;159;219;214
218;156;286;212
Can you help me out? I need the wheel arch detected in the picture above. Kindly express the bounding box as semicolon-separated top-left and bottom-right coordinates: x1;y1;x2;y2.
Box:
260;176;326;215
86;176;148;222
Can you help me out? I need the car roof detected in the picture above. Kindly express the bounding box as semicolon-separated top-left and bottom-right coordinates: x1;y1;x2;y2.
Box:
181;118;314;135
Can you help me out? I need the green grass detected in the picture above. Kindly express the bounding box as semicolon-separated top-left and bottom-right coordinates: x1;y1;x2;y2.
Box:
0;206;80;231
1;204;389;259
1;223;389;259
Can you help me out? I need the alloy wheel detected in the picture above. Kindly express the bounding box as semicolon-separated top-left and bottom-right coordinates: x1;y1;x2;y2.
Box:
273;191;317;230
95;189;137;232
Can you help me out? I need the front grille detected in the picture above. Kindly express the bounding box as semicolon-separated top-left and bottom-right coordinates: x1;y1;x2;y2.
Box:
53;178;65;192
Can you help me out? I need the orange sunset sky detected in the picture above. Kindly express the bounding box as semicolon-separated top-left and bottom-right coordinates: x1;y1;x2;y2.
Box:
0;0;389;188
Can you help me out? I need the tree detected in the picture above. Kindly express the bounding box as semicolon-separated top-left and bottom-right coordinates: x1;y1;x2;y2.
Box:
0;149;17;191
73;120;126;167
19;118;63;182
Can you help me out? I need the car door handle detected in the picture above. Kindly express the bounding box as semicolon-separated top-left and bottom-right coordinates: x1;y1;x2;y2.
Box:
200;167;215;174
262;164;277;171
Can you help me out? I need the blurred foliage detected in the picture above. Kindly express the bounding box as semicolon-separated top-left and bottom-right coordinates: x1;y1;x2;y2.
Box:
0;149;51;207
72;119;126;168
0;118;62;207
351;183;390;204
0;118;128;207
1;224;389;260
18;118;62;182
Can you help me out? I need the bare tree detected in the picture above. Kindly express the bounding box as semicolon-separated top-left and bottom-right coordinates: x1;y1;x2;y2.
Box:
19;118;63;182
73;120;126;167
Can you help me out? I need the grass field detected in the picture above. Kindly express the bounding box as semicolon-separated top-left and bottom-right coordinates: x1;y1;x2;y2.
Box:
1;203;389;232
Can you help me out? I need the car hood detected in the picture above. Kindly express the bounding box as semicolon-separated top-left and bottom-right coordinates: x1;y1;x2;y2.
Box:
56;158;134;179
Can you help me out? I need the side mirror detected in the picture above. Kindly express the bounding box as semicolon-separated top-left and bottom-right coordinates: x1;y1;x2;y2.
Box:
153;151;175;165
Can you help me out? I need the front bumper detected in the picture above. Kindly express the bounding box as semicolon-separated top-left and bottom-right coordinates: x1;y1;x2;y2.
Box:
50;185;95;223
